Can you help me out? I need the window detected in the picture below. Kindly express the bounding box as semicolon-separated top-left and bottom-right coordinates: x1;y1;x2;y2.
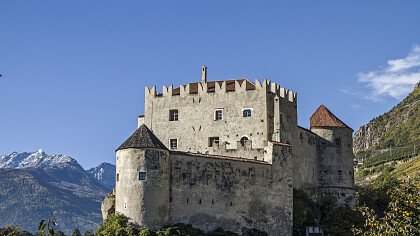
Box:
280;113;284;125
335;138;342;147
170;139;178;150
208;137;220;147
116;173;119;182
169;109;179;121
214;109;224;121
139;171;147;181
338;170;342;175
243;108;252;117
240;137;249;146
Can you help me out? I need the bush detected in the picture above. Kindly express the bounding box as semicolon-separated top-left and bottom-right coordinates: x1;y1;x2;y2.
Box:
0;225;33;236
355;180;420;235
156;224;203;236
96;213;138;236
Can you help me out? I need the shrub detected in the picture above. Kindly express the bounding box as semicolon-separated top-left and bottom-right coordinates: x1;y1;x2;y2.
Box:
96;213;138;236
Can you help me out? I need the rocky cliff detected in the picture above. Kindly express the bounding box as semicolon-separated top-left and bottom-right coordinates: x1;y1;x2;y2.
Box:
353;83;420;153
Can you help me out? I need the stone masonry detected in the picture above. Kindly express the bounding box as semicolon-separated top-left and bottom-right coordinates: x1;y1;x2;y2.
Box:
102;66;355;235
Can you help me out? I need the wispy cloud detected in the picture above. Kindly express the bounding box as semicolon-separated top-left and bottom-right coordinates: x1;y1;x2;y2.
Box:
357;45;420;101
351;104;361;111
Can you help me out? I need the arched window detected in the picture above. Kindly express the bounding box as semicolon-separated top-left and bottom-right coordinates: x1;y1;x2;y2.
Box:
243;109;252;117
240;137;249;146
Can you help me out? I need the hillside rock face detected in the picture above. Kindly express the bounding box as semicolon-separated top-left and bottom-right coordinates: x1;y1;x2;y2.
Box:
87;162;116;189
353;85;420;153
0;150;111;234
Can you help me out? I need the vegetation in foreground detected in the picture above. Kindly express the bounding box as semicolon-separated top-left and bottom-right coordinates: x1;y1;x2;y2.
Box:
0;214;267;236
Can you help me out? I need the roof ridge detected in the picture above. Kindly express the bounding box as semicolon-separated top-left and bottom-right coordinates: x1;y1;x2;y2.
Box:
116;125;168;151
310;105;352;130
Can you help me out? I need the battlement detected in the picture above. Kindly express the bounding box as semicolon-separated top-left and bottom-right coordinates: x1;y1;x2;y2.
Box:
145;79;297;103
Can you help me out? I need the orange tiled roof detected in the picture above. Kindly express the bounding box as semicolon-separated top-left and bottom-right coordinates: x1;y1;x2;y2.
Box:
310;105;352;130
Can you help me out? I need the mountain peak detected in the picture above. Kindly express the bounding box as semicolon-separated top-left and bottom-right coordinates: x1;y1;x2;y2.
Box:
0;150;79;169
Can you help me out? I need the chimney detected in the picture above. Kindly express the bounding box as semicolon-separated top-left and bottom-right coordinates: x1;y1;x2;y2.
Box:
201;65;207;83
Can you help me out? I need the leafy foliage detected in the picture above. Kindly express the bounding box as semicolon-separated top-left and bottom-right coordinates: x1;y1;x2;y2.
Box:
96;213;138;236
354;180;420;235
0;225;33;236
292;189;364;236
37;212;59;236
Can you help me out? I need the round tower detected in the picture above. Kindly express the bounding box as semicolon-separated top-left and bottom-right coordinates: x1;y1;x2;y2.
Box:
310;105;355;206
115;124;170;228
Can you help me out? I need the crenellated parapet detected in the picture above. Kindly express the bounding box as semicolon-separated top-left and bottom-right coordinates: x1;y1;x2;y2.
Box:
145;79;297;103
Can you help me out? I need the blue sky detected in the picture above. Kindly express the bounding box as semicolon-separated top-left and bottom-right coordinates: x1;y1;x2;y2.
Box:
1;1;419;168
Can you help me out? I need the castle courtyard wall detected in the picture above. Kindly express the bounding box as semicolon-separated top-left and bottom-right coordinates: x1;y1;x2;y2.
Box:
293;127;317;189
168;143;293;235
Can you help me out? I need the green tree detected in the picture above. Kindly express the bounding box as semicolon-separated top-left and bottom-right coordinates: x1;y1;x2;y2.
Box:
354;180;420;235
0;225;34;236
72;228;82;236
38;212;59;236
96;213;137;236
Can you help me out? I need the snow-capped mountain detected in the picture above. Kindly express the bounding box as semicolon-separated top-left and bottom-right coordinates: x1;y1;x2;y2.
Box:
87;162;116;189
0;149;111;234
0;149;79;169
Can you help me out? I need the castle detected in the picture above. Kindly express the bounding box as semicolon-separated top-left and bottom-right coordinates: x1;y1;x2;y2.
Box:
101;66;355;235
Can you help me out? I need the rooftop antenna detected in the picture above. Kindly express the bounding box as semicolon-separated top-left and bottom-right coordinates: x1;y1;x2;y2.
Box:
201;65;207;83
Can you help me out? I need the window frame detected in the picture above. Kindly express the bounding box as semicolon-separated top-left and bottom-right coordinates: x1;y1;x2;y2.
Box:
139;171;147;181
169;109;179;121
214;108;224;121
242;108;252;118
169;138;178;150
335;138;342;147
208;137;220;147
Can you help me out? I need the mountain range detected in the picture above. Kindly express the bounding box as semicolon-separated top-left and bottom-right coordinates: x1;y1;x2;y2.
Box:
0;149;115;234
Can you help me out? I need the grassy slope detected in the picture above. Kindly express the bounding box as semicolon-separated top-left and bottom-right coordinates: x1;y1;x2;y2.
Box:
355;86;420;185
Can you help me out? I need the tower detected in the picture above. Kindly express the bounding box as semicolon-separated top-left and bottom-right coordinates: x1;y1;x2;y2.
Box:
310;105;355;206
201;65;207;83
114;125;170;228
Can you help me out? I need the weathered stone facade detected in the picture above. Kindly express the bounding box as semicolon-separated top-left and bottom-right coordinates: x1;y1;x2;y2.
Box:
103;67;355;235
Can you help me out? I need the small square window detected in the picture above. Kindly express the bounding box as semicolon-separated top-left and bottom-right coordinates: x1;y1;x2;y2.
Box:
208;137;220;147
214;109;223;121
335;138;342;147
243;109;252;117
170;139;178;150
139;171;146;181
169;110;179;121
338;170;342;175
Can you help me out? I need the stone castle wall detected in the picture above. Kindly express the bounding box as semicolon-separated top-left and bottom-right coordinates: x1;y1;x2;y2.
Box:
312;127;355;205
293;127;318;189
143;80;296;155
167;142;293;235
108;76;356;235
115;148;171;229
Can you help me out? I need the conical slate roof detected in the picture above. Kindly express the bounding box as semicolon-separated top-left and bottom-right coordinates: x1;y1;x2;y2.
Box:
116;125;168;151
310;105;352;131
